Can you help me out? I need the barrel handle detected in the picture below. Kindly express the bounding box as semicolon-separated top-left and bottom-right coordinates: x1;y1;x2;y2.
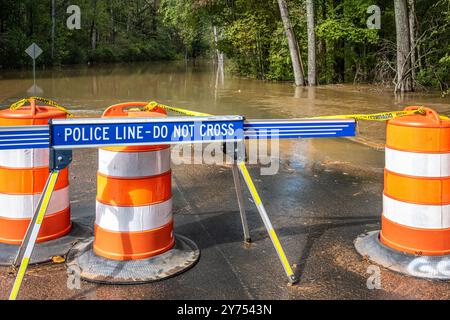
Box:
29;99;37;116
404;106;441;124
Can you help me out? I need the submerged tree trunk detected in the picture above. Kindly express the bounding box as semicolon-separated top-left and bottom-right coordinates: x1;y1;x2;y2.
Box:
394;0;412;92
51;0;55;60
91;24;97;50
90;0;98;51
213;25;224;85
277;0;305;86
408;0;416;89
109;1;115;43
213;26;224;65
306;0;316;86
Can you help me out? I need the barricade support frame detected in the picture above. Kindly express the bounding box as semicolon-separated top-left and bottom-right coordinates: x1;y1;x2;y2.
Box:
7;115;360;298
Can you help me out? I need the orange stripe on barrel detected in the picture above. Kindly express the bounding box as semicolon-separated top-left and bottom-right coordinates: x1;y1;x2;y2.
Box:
94;102;173;261
386;124;450;153
93;220;175;260
380;215;450;256
0;166;68;194
96;171;172;206
384;169;450;205
0;207;71;245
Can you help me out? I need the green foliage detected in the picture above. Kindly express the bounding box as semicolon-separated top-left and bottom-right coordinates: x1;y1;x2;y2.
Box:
0;0;182;68
415;0;450;92
315;0;380;83
213;1;281;80
159;0;210;58
417;53;450;89
266;23;293;81
316;19;378;44
220;13;272;78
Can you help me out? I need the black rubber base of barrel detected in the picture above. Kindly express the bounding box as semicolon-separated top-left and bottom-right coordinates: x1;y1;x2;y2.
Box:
66;234;200;284
0;222;91;266
355;231;450;280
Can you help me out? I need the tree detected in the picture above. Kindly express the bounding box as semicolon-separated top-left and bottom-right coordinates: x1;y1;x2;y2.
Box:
277;0;305;86
306;0;316;85
394;0;413;92
408;0;416;87
51;0;55;59
90;0;98;51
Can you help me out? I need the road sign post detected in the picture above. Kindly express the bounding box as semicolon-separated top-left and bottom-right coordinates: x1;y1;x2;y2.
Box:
25;43;43;95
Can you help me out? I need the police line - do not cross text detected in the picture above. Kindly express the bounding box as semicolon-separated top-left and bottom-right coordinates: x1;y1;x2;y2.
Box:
50;116;245;149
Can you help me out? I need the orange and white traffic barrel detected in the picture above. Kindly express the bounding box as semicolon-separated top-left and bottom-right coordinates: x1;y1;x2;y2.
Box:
66;101;199;283
380;106;450;256
355;106;450;280
93;102;175;260
0;99;71;244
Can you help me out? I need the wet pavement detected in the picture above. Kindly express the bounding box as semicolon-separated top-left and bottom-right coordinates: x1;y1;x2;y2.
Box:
0;138;449;300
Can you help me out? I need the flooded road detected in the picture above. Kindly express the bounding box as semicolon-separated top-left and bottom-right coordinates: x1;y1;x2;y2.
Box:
0;60;449;148
1;62;450;300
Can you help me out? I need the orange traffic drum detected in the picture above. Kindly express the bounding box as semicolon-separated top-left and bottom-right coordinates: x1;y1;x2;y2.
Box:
93;102;175;260
381;106;450;255
0;99;71;244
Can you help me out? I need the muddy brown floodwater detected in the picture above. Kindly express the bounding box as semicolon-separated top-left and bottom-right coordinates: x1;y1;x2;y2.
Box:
0;60;449;148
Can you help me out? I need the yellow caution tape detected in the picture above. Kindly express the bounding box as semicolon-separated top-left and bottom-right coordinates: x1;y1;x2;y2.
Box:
306;108;427;121
144;101;450;122
144;101;212;117
9;97;73;117
307;107;450;121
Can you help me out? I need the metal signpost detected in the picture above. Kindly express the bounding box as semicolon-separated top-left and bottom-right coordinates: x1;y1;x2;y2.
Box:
25;43;43;95
3;115;356;299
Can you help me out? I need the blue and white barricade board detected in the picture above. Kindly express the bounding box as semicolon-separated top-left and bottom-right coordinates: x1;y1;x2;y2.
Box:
0;125;50;149
0;116;356;151
244;119;356;139
50;116;245;149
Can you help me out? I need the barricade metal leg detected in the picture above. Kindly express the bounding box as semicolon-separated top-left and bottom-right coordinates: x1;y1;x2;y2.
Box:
9;170;60;300
231;163;251;243
237;162;298;284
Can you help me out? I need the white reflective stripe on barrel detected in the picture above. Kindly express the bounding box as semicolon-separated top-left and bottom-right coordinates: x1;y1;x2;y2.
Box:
0;186;69;219
385;147;450;177
95;198;172;232
0;148;49;168
383;194;450;229
98;148;171;178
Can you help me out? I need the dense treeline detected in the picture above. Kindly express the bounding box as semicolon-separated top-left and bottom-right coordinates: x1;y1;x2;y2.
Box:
0;0;185;67
0;1;448;93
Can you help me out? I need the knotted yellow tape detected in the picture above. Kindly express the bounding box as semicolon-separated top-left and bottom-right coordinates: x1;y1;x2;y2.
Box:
144;101;212;117
9;97;73;117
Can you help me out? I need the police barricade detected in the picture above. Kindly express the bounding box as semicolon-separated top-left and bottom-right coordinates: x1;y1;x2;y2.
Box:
1;115;356;299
